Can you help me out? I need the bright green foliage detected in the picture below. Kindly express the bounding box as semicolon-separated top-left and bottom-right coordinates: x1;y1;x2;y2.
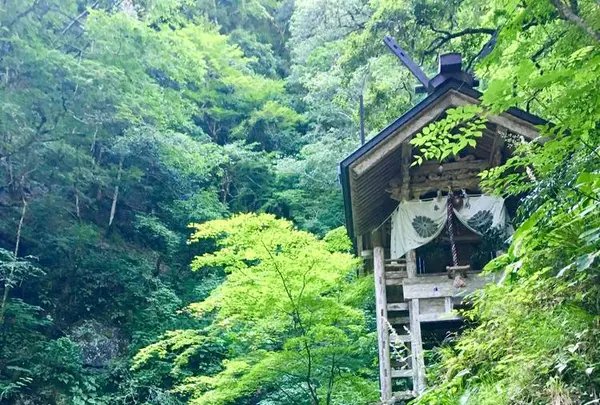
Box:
322;227;354;254
409;105;486;166
403;1;600;404
334;0;600;402
132;329;225;379
274;137;357;235
134;214;378;405
0;0;339;403
340;0;495;82
418;172;600;404
1;0;599;403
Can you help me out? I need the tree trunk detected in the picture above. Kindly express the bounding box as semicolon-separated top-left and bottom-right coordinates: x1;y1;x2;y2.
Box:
221;170;230;204
153;254;163;277
325;354;336;405
0;198;27;325
108;155;124;228
74;186;81;220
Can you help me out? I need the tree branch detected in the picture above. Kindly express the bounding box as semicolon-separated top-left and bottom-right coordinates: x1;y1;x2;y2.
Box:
260;240;320;405
325;353;336;405
5;0;40;30
466;29;499;71
272;381;302;405
59;0;100;36
551;0;600;43
426;26;496;55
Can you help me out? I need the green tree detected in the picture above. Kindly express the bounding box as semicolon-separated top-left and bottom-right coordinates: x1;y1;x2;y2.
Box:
0;1;303;402
133;215;378;404
405;1;600;403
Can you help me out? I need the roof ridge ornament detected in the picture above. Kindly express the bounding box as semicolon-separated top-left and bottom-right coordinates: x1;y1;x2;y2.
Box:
383;36;479;94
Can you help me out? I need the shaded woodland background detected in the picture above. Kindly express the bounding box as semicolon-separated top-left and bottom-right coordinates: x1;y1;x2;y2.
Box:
0;0;598;404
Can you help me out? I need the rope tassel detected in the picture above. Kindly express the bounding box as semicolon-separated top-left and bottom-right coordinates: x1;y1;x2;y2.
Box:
447;191;459;267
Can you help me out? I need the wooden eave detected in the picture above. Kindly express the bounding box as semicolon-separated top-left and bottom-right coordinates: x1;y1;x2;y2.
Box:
340;79;548;242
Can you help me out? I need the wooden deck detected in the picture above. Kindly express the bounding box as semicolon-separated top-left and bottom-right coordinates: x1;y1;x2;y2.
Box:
402;271;493;300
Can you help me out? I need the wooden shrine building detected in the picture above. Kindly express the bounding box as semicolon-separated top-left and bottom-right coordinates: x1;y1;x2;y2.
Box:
339;49;546;402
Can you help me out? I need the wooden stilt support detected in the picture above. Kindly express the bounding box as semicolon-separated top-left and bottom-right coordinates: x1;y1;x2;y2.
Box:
406;249;417;278
373;230;392;401
357;235;365;276
409;298;426;393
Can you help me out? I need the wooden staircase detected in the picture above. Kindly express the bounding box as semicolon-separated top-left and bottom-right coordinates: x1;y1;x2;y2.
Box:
384;259;420;402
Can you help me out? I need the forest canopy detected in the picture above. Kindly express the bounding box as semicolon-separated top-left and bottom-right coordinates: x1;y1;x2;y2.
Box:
0;0;598;404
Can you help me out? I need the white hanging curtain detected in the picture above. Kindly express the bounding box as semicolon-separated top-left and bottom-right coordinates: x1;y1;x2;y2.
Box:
390;195;509;259
452;195;509;236
390;199;447;259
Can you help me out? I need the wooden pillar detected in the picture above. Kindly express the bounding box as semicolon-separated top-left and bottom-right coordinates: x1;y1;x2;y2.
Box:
357;235;365;276
401;143;418;280
406;249;417;278
373;230;392;401
409;298;426;393
400;143;412;201
490;126;505;167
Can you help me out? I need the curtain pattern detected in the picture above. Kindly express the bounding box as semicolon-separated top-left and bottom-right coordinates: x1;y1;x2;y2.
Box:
390;195;509;259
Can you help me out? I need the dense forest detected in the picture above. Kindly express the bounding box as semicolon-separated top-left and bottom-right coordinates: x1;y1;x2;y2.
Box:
0;0;598;404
